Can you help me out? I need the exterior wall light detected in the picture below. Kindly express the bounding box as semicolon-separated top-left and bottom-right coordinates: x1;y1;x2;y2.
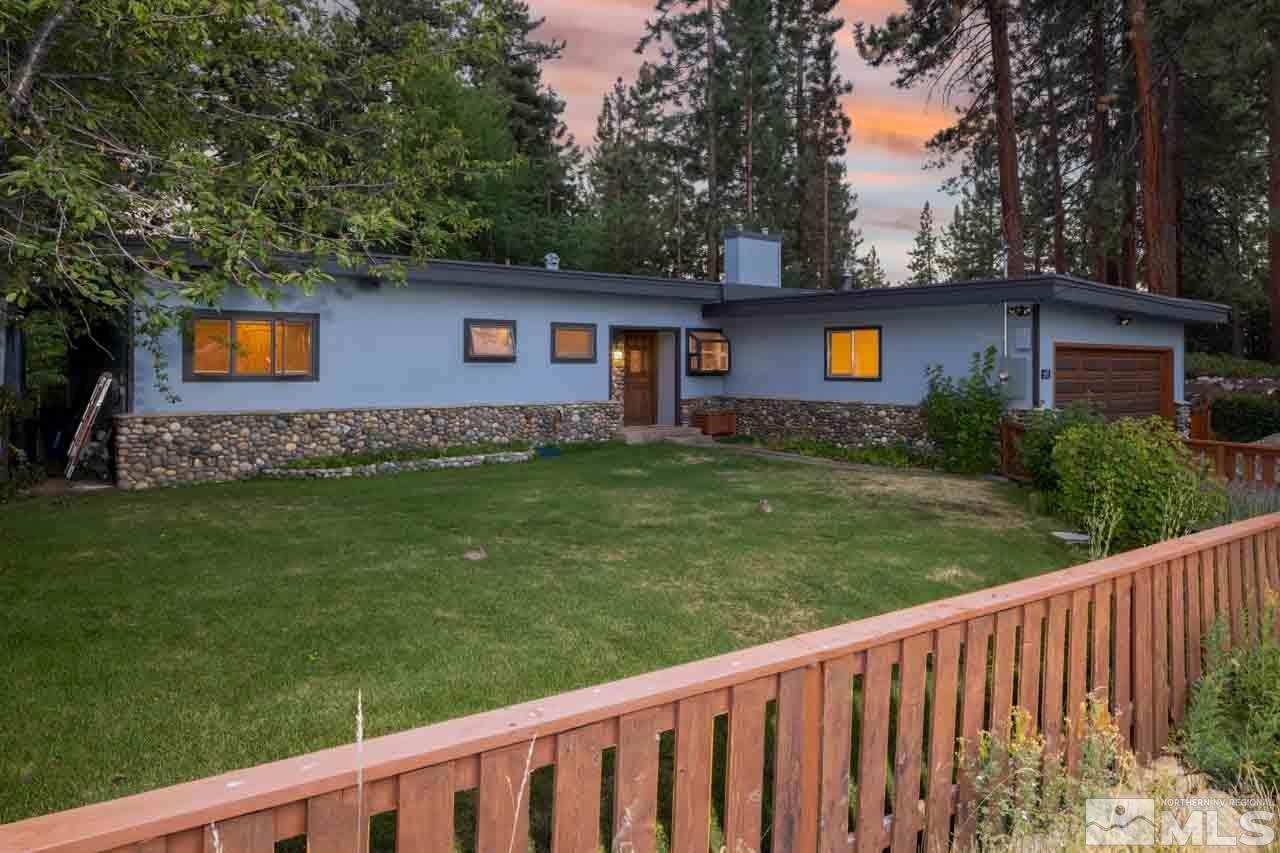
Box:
1116;314;1134;326
611;348;625;364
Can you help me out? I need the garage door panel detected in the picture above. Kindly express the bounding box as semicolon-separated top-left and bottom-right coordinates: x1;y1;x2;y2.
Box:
1054;345;1171;420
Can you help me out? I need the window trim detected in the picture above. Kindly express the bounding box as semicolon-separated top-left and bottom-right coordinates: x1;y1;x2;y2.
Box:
463;318;518;363
183;310;320;383
686;327;732;376
824;324;883;382
549;322;598;364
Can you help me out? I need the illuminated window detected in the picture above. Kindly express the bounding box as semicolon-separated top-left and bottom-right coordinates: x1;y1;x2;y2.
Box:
687;329;731;375
464;319;517;362
192;318;231;375
826;327;881;381
187;313;317;381
551;323;597;363
276;320;314;375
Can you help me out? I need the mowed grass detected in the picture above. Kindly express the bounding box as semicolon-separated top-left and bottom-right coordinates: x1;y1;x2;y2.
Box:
0;443;1077;823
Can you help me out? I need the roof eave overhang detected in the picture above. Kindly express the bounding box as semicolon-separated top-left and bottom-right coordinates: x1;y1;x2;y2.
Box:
703;277;1231;324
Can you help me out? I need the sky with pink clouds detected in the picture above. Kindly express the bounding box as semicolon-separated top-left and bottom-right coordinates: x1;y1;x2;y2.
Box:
527;0;962;283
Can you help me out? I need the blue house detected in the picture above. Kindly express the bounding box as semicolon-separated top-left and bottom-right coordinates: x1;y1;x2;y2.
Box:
116;232;1230;488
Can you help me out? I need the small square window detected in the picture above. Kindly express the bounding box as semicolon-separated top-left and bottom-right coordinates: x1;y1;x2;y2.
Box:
687;329;730;375
551;323;597;363
465;319;517;362
826;326;881;381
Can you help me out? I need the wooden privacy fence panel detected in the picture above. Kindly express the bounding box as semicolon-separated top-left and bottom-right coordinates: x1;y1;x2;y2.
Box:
4;517;1280;853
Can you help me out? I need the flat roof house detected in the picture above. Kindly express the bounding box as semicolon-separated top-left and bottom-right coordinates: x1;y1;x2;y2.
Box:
117;232;1230;488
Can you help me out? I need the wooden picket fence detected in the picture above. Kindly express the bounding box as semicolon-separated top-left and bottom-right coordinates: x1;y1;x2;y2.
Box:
2;515;1279;853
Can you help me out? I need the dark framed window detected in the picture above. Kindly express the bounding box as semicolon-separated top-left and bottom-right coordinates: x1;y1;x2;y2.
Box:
550;322;597;363
184;311;319;382
687;328;731;375
825;325;882;381
464;319;517;362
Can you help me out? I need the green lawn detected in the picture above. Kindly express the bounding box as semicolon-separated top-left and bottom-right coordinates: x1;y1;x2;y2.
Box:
0;443;1077;824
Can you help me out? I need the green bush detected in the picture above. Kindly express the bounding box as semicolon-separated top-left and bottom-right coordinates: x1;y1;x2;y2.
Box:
1186;351;1280;379
1017;403;1105;498
1183;607;1280;792
1210;393;1280;443
1052;417;1224;550
921;347;1007;474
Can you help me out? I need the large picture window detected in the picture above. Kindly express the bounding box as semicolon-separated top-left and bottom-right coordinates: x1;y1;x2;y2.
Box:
826;326;881;381
464;319;517;362
687;329;731;375
551;323;597;363
186;312;318;381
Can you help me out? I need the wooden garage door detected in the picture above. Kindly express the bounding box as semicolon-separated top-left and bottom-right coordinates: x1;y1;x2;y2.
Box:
1054;344;1174;420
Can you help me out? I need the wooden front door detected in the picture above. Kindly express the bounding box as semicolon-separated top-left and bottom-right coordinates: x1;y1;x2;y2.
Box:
623;332;658;426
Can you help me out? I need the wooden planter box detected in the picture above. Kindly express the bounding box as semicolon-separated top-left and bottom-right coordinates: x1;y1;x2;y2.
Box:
695;410;737;437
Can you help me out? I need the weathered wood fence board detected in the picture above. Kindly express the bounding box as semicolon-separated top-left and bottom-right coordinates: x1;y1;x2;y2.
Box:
4;515;1279;853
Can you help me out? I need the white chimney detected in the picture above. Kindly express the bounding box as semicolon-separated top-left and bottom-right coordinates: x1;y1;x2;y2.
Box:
724;230;782;287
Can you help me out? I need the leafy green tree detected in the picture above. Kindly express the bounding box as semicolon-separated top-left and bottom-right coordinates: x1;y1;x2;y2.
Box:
0;0;507;322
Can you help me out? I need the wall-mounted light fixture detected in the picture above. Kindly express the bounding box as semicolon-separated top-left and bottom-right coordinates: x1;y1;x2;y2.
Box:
1006;304;1033;318
611;347;625;365
1116;314;1134;327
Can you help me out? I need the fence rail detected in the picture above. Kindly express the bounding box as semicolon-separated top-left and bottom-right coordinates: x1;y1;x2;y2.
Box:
3;515;1280;853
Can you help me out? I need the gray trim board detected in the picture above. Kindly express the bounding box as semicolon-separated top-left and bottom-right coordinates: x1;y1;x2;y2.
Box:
702;274;1231;325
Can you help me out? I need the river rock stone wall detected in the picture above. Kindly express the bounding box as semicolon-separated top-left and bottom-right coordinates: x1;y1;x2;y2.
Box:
681;396;928;448
115;402;621;489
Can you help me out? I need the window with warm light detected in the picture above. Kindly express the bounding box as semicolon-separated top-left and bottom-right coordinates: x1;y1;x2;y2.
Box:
687;329;731;375
550;323;597;363
826;326;881;381
186;312;318;381
464;319;517;362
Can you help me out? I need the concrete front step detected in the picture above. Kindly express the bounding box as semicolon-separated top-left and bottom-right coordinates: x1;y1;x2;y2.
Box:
621;426;713;445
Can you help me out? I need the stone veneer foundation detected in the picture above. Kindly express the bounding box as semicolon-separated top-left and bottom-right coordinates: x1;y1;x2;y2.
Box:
681;396;929;448
115;402;622;489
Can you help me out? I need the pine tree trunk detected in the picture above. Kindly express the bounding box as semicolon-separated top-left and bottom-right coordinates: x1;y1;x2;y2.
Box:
1089;0;1109;282
986;0;1026;277
1270;38;1280;362
1123;172;1138;288
705;0;719;281
1129;0;1169;294
1162;66;1183;297
745;74;754;223
822;145;830;287
1046;58;1067;275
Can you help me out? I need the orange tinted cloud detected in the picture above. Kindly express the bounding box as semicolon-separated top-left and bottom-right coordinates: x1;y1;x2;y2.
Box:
847;94;958;158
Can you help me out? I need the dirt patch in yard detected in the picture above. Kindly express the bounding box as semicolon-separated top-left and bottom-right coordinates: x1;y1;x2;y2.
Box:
836;471;1032;529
